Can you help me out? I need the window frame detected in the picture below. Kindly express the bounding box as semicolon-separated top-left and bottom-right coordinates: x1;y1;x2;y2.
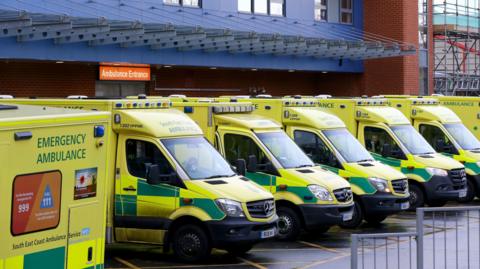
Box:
339;0;354;25
163;0;202;8
238;0;286;17
314;0;328;22
293;129;343;169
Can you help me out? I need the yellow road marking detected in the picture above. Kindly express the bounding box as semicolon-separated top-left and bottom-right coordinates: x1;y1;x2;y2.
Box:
237;257;268;269
297;253;350;269
297;240;345;254
114;257;142;269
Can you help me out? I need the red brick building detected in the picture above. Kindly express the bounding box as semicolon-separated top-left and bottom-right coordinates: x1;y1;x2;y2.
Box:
0;0;421;98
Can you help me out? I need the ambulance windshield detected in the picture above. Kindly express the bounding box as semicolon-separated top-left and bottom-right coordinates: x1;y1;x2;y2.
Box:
444;123;480;150
257;131;314;169
323;128;374;163
391;125;436;155
162;137;236;180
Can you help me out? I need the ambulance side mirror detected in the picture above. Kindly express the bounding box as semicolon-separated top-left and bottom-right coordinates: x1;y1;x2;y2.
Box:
146;165;176;185
247;155;258;173
235;159;247;176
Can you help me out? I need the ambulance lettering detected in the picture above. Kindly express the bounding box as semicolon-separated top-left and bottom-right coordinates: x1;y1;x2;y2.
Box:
36;133;88;164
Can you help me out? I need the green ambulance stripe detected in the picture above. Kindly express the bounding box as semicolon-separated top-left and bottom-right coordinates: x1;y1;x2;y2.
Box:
372;153;431;181
245;172;276;186
349;177;376;194
465;162;480;175
137;180;178;197
180;198;225;220
24;247;65;269
115;194;137;215
275;186;318;203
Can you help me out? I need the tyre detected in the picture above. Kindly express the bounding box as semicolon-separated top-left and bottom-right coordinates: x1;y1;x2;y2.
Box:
225;244;254;256
364;214;387;225
276;206;301;241
427;199;447;207
172;224;211;263
339;201;363;229
408;184;425;211
458;179;475;203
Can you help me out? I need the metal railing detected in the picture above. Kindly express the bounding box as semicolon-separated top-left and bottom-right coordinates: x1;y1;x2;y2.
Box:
352;206;480;269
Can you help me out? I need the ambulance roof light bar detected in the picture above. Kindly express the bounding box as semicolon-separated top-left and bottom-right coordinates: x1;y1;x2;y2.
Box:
315;95;332;99
412;98;439;105
169;94;187;98
212;104;255;114
355;98;387;106
114;100;172;109
0;95;14;99
67;95;88;99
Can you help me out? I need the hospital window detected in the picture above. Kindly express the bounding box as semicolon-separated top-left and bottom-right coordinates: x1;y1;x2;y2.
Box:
164;0;201;8
238;0;285;16
340;0;353;24
314;0;328;21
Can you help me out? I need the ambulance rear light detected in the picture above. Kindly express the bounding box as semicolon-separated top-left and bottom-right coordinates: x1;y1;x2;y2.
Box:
0;95;13;99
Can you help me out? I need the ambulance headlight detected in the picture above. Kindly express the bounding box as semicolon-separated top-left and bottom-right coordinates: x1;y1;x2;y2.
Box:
215;199;245;217
369;178;390;192
426;167;448;177
308;185;333;201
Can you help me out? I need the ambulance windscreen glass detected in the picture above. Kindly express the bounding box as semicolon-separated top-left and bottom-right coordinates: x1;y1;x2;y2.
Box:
323;129;374;163
257;131;314;169
391;125;436;155
444;123;480;150
162;137;236;180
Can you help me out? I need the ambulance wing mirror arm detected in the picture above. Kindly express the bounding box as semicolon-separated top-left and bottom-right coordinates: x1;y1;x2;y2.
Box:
146;165;177;185
235;159;247;176
247;155;258;173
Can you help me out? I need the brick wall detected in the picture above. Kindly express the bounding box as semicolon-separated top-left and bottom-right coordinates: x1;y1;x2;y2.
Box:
363;0;421;95
0;61;96;97
148;67;363;97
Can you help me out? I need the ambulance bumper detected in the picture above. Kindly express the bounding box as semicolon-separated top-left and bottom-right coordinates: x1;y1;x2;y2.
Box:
299;203;354;228
206;216;278;248
359;194;410;215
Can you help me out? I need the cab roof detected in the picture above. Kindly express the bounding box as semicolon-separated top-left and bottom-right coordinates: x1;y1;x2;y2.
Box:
358;106;411;125
214;114;281;131
285;107;346;129
113;109;203;138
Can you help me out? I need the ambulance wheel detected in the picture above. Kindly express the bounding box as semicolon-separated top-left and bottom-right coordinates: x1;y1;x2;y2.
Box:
408;184;424;211
339;201;363;229
172;224;211;262
459;179;475;203
364;214;387;225
225;244;254;256
277;206;301;241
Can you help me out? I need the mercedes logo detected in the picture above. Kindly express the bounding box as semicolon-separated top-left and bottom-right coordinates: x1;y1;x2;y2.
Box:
264;201;274;215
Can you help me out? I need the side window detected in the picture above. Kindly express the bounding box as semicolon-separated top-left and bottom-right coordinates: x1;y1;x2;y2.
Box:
224;134;269;166
126;139;174;179
364;127;401;156
419;124;454;153
294;130;339;168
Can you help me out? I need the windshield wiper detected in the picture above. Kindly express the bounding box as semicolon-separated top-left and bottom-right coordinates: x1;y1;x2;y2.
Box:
295;164;314;168
357;159;374;163
204;174;236;180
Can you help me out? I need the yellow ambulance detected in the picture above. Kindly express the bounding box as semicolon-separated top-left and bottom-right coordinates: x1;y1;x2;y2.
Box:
434;95;480;141
226;96;410;228
3;98;278;262
312;97;467;209
383;96;479;202
1;103;110;269
166;97;354;240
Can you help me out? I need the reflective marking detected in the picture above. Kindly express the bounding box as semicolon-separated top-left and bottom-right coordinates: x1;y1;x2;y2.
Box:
297;240;345;254
237;257;268;269
114;257;142;269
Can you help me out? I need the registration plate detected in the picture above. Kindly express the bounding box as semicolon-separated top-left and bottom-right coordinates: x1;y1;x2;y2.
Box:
343;212;353;221
261;228;276;239
459;189;467;198
401;202;410;210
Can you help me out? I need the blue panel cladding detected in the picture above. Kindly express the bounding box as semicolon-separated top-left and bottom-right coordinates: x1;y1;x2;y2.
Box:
0;0;365;73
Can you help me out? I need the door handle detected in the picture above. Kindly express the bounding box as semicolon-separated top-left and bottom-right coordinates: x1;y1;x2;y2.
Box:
123;186;137;192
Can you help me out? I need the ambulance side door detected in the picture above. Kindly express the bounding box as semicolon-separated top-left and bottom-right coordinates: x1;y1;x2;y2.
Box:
115;135;179;243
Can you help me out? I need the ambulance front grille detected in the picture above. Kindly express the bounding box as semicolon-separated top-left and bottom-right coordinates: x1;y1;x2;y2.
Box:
392;179;408;194
247;199;275;218
333;188;353;203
